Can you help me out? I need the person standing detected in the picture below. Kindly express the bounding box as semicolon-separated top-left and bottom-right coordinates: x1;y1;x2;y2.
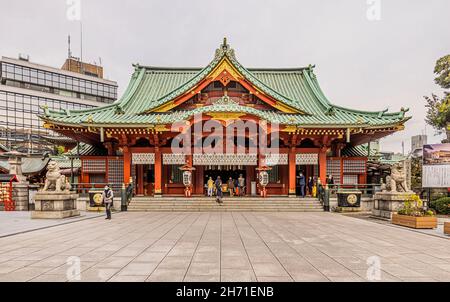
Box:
102;185;114;220
307;176;313;196
227;177;235;197
207;176;214;197
312;177;317;198
326;174;335;185
234;178;239;196
317;178;323;201
238;174;245;196
327;174;335;193
215;176;223;205
299;172;306;198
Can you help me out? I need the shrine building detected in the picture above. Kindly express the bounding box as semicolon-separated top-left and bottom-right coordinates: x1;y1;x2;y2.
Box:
39;39;410;197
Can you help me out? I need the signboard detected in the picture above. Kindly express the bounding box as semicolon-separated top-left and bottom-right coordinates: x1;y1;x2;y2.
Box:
422;143;450;188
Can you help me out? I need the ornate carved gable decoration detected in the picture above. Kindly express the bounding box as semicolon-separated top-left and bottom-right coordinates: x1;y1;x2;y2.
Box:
296;153;319;165
193;153;257;166
132;153;155;164
149;38;303;115
208;58;242;85
212;95;239;106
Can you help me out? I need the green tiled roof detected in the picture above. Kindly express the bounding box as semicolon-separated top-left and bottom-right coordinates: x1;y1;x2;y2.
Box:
65;143;107;156
0;157;50;175
0;143;9;152
50;156;81;169
342;144;380;158
40;39;410;128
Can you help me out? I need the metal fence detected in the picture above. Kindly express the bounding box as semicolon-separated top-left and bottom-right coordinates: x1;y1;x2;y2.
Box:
70;183;123;197
327;183;380;197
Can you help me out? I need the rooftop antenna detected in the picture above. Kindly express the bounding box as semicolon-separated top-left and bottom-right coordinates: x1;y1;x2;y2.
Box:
80;21;84;74
67;35;72;58
98;57;102;78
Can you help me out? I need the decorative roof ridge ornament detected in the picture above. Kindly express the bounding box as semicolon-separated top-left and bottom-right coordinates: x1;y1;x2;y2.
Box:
324;106;336;116
307;64;317;76
377;108;389;118
212;93;239;106
215;37;236;60
115;105;125;115
40;104;50;117
399;107;409;118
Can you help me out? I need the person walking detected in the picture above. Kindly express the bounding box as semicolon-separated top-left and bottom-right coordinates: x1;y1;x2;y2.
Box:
299;172;306;198
238;174;245;196
207;176;214;197
227;177;235;197
215;176;223;205
102;185;114;220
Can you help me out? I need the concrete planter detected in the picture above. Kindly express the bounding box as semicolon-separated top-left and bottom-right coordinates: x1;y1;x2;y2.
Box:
391;214;437;229
444;222;450;235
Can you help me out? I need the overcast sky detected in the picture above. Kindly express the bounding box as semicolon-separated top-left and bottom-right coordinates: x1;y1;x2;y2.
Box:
1;0;449;153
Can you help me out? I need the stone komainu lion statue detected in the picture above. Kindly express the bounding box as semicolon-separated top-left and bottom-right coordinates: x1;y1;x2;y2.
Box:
385;162;410;193
42;161;71;192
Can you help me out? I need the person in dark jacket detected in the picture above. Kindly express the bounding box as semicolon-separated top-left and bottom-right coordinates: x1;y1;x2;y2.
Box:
227;177;235;197
215;176;223;205
307;176;314;196
102;185;114;220
328;175;335;185
298;173;306;198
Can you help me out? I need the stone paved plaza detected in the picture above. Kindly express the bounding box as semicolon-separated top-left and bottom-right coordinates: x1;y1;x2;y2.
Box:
0;212;449;282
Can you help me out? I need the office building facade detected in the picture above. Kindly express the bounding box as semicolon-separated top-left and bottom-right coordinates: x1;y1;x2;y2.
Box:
0;56;118;153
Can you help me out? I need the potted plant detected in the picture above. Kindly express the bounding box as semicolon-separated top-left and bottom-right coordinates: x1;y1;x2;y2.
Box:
392;194;437;229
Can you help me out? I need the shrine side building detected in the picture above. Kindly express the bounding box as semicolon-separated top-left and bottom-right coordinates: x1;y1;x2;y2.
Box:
39;39;410;197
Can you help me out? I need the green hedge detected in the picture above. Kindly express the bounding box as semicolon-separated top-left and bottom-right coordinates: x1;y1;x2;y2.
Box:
430;197;450;215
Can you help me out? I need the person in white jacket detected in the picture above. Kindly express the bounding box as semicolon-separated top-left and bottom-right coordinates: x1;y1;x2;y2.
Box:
102;185;114;220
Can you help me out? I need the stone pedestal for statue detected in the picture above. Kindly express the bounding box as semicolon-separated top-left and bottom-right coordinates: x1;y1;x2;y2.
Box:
372;192;411;219
371;161;412;219
32;192;80;219
31;160;79;219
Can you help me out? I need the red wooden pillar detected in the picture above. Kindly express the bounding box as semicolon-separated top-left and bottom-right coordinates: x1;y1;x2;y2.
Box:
246;166;254;196
123;146;131;185
288;148;296;196
195;166;204;195
319;147;327;184
137;164;144;195
154;148;162;196
256;153;267;197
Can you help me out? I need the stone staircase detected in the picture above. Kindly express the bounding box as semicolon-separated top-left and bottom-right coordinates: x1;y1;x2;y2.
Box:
127;196;324;212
